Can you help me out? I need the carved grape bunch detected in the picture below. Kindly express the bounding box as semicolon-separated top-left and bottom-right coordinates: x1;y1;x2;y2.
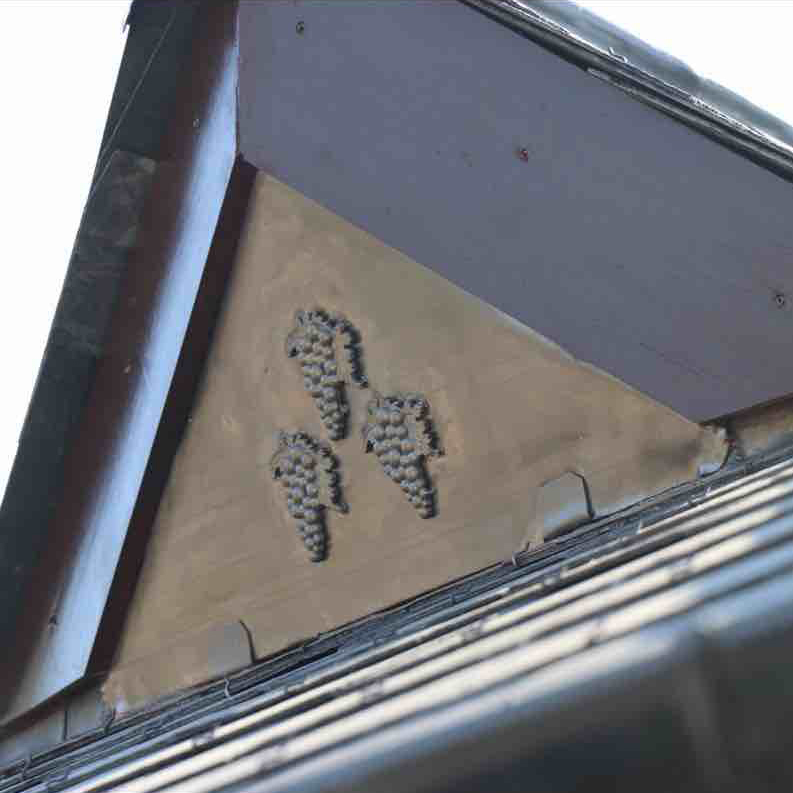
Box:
362;392;442;518
285;308;366;441
270;431;346;562
278;310;443;562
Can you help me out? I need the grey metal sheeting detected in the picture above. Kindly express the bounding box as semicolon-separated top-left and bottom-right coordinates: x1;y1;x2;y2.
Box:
3;449;793;791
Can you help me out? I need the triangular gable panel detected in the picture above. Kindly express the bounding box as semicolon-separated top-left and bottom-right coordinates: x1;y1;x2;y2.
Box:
105;173;723;708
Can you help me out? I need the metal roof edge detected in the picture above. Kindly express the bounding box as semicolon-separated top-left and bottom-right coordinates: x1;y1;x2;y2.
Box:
466;0;793;176
0;0;245;724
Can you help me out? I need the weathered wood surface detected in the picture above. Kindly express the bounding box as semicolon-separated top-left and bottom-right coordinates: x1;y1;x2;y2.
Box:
105;175;723;709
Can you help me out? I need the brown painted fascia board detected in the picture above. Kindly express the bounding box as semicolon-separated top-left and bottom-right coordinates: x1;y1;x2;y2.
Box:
1;0;254;724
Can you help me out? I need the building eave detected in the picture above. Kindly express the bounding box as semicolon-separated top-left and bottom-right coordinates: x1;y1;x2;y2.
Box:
466;0;793;180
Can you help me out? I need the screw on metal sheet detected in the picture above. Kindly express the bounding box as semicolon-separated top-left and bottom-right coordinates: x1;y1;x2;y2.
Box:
296;20;305;34
517;147;530;162
774;292;787;309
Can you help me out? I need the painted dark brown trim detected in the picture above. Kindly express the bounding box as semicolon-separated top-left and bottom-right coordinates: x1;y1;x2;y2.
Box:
1;0;245;723
89;157;257;676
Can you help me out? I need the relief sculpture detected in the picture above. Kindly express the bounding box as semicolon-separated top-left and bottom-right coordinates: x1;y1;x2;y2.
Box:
362;392;442;518
280;310;443;562
270;431;346;562
285;308;366;441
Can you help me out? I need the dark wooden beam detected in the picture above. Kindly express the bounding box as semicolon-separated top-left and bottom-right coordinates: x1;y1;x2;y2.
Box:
0;0;247;723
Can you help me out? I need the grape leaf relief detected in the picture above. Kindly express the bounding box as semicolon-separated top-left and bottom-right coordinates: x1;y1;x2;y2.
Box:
362;392;442;518
285;309;366;441
270;431;347;562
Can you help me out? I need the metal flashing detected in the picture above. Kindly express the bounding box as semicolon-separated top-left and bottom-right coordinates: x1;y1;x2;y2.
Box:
535;471;593;541
1;445;793;790
466;0;793;178
0;0;246;724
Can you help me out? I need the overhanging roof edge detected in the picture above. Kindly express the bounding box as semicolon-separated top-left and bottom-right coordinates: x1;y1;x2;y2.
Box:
466;0;793;174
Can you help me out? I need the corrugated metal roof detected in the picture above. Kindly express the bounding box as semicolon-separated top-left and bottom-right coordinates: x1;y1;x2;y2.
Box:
3;446;793;791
